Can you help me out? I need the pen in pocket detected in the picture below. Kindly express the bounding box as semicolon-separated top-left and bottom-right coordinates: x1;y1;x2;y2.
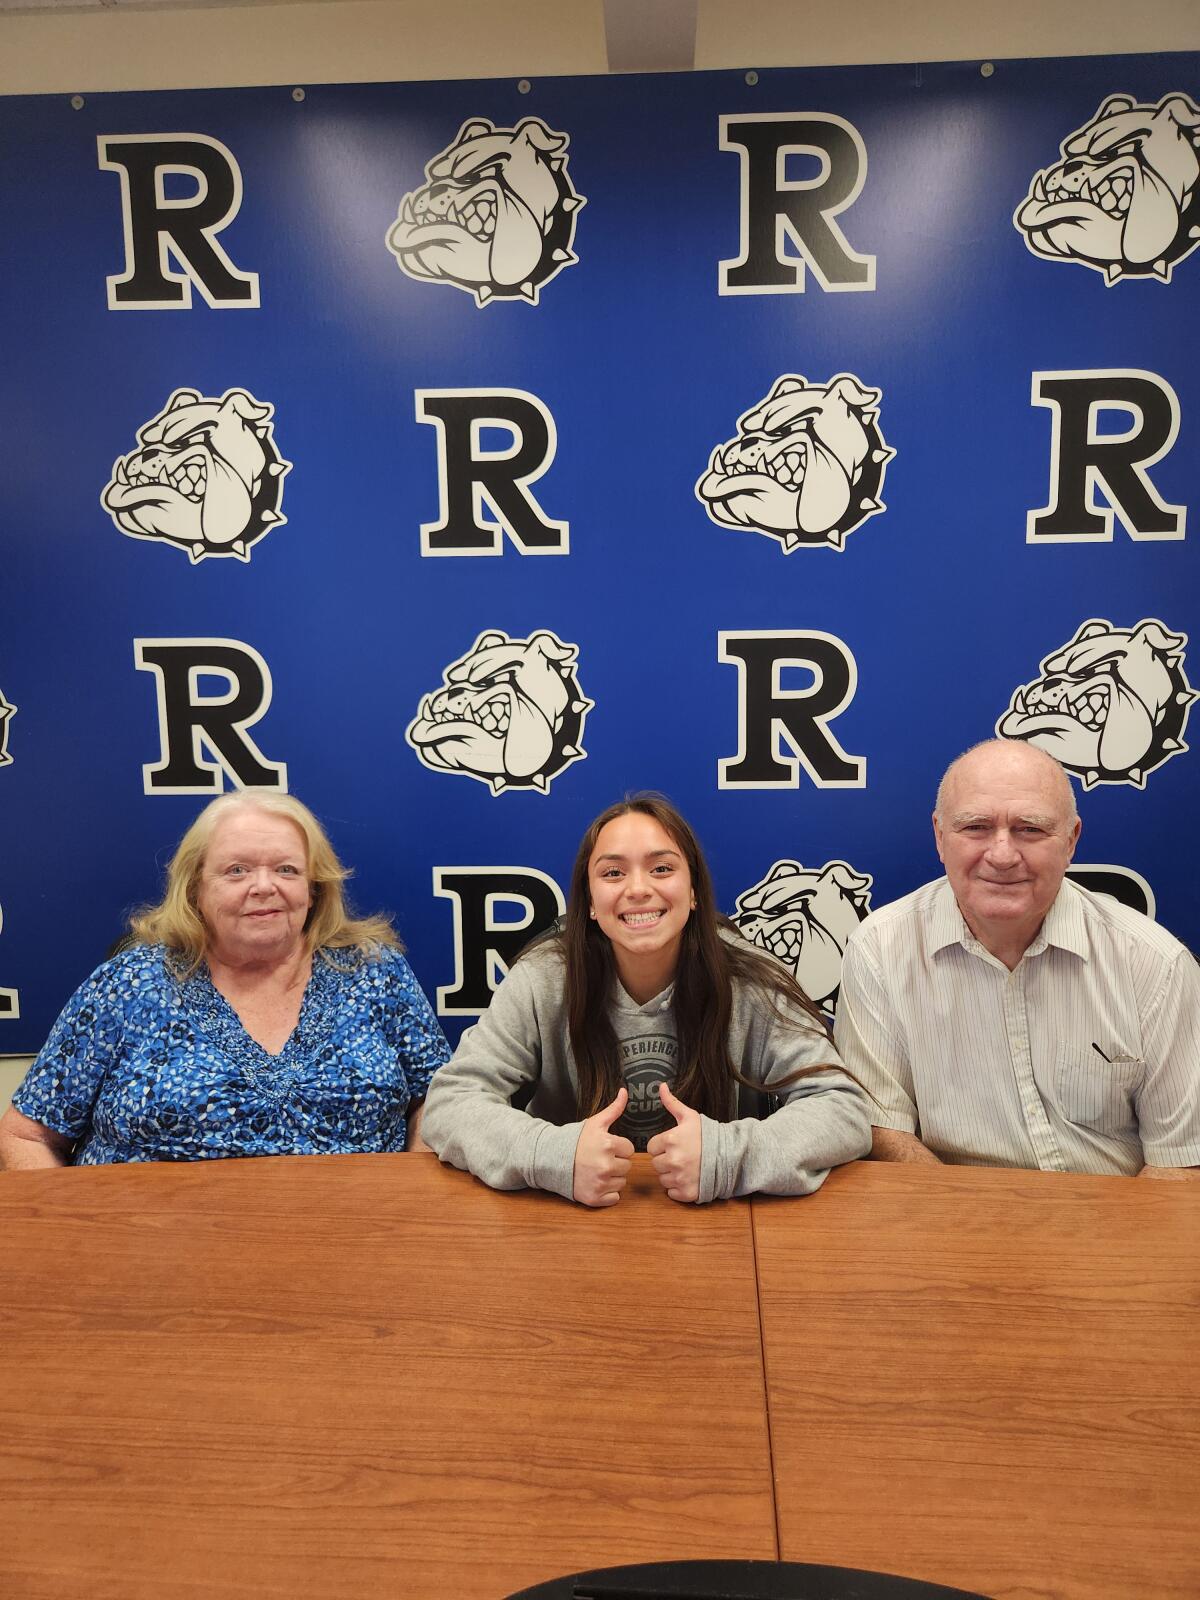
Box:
1092;1042;1139;1064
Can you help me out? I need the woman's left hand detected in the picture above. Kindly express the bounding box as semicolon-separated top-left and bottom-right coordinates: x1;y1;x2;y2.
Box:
647;1083;702;1203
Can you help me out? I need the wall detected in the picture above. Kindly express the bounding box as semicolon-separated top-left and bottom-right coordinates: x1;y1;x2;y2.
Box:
0;0;1197;96
0;1061;27;1117
1;2;1197;1086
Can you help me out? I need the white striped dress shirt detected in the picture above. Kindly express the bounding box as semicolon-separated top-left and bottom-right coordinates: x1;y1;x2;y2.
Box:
835;877;1200;1174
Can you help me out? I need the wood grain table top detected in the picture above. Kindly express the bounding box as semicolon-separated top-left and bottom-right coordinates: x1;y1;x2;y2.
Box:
0;1152;774;1599
751;1162;1200;1600
2;1156;1197;1600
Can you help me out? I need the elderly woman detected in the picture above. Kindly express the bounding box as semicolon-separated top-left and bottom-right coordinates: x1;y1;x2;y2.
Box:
0;792;449;1169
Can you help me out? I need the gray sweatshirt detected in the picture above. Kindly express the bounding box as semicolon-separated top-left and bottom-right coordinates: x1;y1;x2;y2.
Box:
421;940;871;1203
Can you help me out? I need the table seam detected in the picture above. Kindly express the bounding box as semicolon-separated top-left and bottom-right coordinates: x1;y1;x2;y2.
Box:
749;1198;782;1563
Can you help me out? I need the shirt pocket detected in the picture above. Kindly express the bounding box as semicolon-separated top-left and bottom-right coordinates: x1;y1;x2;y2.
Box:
1054;1044;1142;1136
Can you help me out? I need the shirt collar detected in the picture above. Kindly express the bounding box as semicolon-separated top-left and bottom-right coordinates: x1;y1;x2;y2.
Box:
932;876;1088;961
1032;877;1089;959
613;976;676;1014
929;879;969;955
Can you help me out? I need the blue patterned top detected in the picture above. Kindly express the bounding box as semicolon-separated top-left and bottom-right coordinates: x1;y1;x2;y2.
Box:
13;943;450;1165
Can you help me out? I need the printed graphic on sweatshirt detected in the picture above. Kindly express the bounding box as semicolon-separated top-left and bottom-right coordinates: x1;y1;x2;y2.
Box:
697;374;893;552
386;118;584;306
102;388;290;562
616;1034;679;1151
733;859;872;1017
406;629;591;794
1014;93;1200;284
997;618;1195;788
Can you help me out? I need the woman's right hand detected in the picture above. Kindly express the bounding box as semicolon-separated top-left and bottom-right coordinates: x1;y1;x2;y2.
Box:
572;1086;635;1207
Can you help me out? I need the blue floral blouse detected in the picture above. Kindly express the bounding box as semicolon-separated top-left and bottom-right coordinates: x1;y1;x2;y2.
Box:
13;943;450;1165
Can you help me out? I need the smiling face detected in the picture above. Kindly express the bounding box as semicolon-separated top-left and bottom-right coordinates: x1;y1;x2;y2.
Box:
195;809;313;968
934;743;1081;961
587;812;696;1000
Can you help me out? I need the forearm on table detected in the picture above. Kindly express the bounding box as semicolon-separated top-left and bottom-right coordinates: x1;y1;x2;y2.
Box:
1138;1163;1200;1181
420;1051;581;1194
428;1093;581;1195
0;1108;73;1170
710;1074;872;1201
870;1125;942;1164
406;1101;431;1152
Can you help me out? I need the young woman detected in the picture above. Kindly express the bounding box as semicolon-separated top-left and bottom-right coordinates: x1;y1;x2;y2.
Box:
421;796;870;1206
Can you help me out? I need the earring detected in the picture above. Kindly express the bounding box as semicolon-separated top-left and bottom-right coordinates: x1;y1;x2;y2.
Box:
589;906;597;919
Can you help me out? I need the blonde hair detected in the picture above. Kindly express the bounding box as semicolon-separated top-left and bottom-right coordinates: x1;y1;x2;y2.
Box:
129;790;400;973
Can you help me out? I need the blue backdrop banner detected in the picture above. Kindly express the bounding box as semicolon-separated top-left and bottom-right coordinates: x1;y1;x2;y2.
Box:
1;52;1197;1047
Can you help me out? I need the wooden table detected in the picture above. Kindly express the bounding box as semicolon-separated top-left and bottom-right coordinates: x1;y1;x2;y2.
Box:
2;1156;1197;1600
0;1154;775;1599
753;1162;1200;1600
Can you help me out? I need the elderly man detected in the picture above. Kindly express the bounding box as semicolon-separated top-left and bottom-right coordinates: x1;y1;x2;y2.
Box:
835;739;1200;1178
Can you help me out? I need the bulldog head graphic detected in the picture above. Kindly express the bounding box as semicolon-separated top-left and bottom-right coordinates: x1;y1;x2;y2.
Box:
997;618;1196;788
0;688;15;768
733;859;873;1016
387;118;585;306
696;374;894;552
102;389;291;563
406;629;592;793
1014;93;1200;283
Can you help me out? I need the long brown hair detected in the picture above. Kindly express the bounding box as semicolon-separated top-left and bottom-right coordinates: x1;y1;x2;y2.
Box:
555;795;838;1120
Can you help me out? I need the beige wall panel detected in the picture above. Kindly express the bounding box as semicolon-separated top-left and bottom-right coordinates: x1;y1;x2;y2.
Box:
2;0;1196;98
696;0;1200;68
0;0;608;94
0;1059;33;1119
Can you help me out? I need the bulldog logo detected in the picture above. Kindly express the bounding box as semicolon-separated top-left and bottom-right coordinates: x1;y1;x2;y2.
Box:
1014;93;1200;284
0;687;15;768
696;374;894;552
997;619;1196;788
386;118;585;306
102;389;291;563
406;629;592;794
733;859;873;1017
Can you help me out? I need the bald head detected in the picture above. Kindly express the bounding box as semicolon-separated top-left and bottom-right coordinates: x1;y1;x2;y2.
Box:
936;739;1077;825
933;739;1082;964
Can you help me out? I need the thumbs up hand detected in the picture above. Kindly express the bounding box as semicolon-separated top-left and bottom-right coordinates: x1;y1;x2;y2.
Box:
572;1086;635;1207
647;1082;702;1203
